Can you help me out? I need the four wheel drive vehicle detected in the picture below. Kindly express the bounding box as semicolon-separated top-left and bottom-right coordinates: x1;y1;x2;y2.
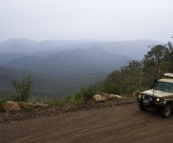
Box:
137;73;173;118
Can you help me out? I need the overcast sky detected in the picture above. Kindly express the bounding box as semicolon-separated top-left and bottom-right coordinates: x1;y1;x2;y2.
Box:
0;0;173;43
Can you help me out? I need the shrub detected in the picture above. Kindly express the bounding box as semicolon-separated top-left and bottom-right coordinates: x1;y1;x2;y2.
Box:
127;85;137;94
0;93;18;105
71;92;83;105
12;74;35;102
80;85;97;104
44;99;64;107
103;82;120;94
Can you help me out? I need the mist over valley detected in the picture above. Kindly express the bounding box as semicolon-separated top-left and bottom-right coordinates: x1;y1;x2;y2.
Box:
0;38;163;98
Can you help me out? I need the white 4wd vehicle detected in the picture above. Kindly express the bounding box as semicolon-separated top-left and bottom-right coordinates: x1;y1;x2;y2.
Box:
137;73;173;118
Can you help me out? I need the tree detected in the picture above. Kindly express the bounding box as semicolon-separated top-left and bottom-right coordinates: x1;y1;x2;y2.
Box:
120;60;143;93
142;43;173;87
12;75;35;101
144;45;169;62
103;81;120;94
164;42;173;72
93;41;173;96
80;85;97;104
102;60;143;94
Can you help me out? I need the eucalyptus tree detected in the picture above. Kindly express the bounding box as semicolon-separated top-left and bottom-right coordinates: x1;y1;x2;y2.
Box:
12;74;35;101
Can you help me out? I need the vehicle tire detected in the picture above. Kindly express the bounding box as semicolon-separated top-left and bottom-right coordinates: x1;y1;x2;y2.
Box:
161;104;172;118
139;102;147;111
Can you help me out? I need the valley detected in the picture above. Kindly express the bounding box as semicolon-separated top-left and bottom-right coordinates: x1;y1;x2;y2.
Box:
0;39;163;99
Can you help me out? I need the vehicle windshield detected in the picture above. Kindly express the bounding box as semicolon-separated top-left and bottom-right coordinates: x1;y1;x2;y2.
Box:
153;81;173;93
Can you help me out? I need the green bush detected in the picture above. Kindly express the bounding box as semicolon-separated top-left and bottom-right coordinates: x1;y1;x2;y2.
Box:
28;96;37;103
103;82;120;94
44;99;64;107
71;92;83;105
12;74;35;101
0;93;18;105
127;85;137;94
80;85;97;104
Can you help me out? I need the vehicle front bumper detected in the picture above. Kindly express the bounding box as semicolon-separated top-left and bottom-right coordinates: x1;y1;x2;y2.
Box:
137;95;164;108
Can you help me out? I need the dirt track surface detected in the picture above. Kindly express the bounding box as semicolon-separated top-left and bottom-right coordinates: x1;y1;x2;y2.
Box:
1;102;173;143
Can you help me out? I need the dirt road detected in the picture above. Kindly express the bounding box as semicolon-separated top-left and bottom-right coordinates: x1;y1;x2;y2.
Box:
1;102;173;143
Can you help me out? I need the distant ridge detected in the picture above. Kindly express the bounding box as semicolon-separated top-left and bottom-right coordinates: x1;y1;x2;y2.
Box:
0;38;164;98
0;38;163;60
6;45;131;75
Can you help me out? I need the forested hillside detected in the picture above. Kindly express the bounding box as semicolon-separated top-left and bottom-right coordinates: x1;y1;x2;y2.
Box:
0;39;168;104
99;41;173;95
0;66;107;100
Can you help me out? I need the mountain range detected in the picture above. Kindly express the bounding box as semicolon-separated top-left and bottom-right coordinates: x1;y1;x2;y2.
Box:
5;45;131;75
0;38;163;60
0;38;164;98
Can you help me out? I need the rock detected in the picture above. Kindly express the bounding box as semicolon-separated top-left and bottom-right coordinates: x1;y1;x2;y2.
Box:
108;94;122;99
116;95;123;99
1;101;22;113
35;102;49;108
102;93;109;99
102;93;122;99
93;94;106;102
107;94;118;99
18;102;37;111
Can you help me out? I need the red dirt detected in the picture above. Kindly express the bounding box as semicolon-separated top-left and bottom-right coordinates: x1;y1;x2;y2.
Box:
1;101;173;143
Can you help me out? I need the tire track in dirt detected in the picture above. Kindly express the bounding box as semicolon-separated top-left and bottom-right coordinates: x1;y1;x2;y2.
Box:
1;103;173;143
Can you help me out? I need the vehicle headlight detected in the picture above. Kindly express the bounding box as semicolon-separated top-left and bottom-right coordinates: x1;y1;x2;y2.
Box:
142;95;145;99
149;97;152;101
156;98;160;102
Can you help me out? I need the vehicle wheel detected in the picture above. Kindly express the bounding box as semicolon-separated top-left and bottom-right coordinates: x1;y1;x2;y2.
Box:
139;102;147;111
161;104;172;118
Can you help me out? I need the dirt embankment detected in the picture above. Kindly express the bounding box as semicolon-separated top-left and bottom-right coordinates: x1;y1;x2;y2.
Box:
1;101;173;143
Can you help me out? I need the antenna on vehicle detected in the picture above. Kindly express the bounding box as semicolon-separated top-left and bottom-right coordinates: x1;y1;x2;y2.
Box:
155;60;159;80
140;67;142;91
139;61;143;91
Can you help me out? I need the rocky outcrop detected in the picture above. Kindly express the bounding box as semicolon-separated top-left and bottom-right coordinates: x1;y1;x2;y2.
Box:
1;101;22;113
93;93;122;102
18;102;37;111
0;101;49;113
109;94;122;99
35;102;49;108
103;93;122;99
93;94;106;102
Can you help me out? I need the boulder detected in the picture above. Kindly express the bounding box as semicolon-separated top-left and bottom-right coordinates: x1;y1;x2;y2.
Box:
93;94;105;102
35;102;49;108
115;95;122;99
110;94;122;99
18;102;37;111
1;101;22;113
0;101;49;114
102;93;109;99
102;93;122;99
107;94;118;99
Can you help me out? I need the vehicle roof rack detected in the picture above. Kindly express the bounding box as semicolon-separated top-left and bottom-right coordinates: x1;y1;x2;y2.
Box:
164;73;173;78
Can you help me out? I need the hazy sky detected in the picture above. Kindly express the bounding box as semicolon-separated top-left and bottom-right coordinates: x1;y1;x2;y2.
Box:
0;0;173;43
